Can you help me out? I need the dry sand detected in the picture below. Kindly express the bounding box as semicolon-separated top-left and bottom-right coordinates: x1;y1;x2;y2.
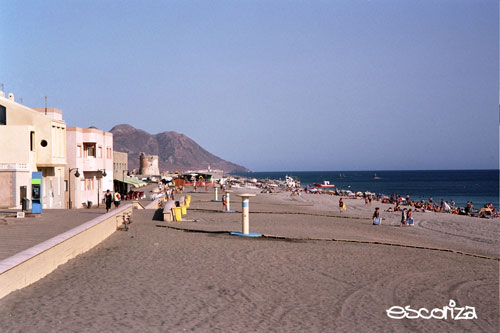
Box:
0;189;498;332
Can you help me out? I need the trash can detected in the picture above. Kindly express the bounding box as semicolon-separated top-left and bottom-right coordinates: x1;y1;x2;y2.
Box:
172;207;182;222
22;197;30;211
87;201;93;209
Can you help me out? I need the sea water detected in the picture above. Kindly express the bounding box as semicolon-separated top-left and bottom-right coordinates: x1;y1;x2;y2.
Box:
232;170;499;208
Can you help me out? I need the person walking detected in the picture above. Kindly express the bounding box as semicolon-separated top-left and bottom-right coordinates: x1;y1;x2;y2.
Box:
407;208;414;226
104;189;113;213
400;208;408;227
222;192;228;211
114;191;121;208
339;198;345;212
373;207;381;225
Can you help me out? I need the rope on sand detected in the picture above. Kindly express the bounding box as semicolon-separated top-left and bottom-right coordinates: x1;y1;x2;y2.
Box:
189;208;365;220
155;224;499;261
198;200;315;207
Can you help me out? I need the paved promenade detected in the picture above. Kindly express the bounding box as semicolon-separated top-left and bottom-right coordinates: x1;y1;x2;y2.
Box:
0;184;158;261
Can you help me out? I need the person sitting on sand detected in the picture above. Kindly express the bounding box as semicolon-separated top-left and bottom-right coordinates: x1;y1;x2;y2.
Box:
400;208;408;227
372;207;381;225
488;202;497;216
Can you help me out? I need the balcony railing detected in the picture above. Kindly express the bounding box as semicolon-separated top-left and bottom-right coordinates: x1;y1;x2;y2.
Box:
0;163;29;171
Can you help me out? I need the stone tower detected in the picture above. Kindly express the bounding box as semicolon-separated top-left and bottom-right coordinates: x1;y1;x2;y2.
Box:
139;153;160;175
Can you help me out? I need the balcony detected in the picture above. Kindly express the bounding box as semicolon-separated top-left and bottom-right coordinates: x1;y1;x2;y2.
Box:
82;157;99;172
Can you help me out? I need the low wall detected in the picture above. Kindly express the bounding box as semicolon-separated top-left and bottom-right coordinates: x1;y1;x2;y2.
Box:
0;204;133;300
132;201;145;209
145;197;163;209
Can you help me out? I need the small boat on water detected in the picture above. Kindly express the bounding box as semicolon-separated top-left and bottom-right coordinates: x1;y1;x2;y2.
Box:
373;173;381;180
314;181;336;188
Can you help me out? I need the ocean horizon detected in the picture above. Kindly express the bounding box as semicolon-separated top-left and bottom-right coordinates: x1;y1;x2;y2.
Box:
231;169;499;208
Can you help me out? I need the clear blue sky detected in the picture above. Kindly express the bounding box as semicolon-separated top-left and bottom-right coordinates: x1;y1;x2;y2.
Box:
1;0;498;171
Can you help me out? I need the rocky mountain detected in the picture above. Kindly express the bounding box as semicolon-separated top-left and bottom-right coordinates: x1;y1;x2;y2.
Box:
110;124;249;173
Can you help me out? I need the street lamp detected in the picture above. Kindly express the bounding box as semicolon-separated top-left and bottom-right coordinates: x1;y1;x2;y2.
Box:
68;168;80;209
122;169;131;181
97;169;107;208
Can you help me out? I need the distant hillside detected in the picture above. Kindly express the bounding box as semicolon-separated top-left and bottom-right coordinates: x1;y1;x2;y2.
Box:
110;124;249;173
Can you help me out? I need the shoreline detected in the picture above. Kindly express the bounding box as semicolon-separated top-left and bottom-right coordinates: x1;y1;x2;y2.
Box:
229;170;499;208
226;172;499;218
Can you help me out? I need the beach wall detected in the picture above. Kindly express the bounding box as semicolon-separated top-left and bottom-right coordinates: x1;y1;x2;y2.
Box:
0;204;133;300
145;197;163;209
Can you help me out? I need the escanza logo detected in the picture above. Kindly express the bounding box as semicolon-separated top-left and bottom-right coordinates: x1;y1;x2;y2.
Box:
386;300;477;320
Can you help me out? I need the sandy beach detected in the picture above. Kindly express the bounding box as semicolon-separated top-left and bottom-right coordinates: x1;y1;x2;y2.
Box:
0;189;497;332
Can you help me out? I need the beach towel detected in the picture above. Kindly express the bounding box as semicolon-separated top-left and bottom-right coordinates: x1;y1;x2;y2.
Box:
373;217;381;225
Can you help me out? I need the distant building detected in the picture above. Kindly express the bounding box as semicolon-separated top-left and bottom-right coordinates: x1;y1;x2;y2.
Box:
66;127;113;208
139;152;159;175
113;151;128;181
0;92;67;209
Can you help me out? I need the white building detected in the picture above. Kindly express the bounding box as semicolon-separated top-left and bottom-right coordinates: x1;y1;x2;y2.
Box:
66;127;113;208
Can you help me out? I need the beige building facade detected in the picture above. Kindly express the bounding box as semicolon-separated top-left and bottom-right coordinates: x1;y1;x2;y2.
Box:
0;92;67;209
113;151;128;181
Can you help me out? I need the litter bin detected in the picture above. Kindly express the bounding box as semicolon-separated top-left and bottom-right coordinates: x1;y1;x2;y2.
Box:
87;201;93;209
172;207;182;222
22;197;30;211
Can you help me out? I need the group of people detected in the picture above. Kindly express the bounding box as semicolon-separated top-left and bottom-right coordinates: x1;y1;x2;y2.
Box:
104;190;121;213
372;206;413;226
337;198;414;227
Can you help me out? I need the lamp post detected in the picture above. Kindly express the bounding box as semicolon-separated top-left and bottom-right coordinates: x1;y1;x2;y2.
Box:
68;168;80;209
97;169;107;208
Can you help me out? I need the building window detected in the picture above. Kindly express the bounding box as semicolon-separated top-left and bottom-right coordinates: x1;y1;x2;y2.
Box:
0;105;6;125
30;131;35;151
84;143;96;158
98;146;102;158
77;145;82;158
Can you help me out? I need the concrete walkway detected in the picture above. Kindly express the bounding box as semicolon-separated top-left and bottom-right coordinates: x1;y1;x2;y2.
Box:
0;209;118;261
0;183;159;261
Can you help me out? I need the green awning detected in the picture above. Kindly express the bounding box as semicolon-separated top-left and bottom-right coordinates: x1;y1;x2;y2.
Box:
115;177;147;188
